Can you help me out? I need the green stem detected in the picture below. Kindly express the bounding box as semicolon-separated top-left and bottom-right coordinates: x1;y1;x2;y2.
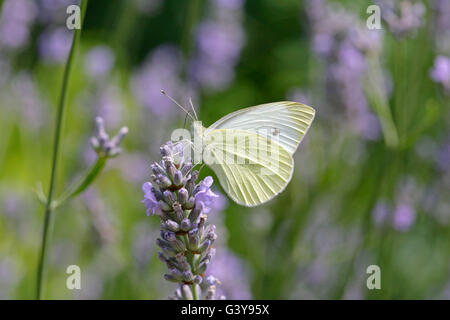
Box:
53;156;107;209
183;234;199;300
192;283;199;300
36;0;89;300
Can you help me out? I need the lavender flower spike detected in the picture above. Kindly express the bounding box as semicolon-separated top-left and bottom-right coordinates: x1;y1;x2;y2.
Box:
143;141;222;300
90;117;128;158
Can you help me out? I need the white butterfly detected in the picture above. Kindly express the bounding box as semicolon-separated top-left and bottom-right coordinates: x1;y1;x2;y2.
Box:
162;92;315;207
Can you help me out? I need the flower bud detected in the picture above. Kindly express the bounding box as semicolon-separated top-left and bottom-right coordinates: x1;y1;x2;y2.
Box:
181;284;193;300
189;202;202;224
193;275;202;284
163;190;175;205
177;188;189;205
165;220;179;232
197;240;211;253
180;219;191;232
173;170;184;187
172;203;185;222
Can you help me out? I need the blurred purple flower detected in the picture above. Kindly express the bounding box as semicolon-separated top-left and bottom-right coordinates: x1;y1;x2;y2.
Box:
84;46;115;79
190;2;245;92
0;0;37;50
142;182;160;216
115;153;149;183
286;88;311;105
435;139;450;172
131;45;189;117
214;0;244;10
430;56;450;92
0;258;19;299
132;222;156;271
306;0;382;141
207;249;252;300
372;201;390;226
11;72;46;130
38;27;72;64
93;84;124;128
393;202;416;231
377;0;425;37
37;0;77;23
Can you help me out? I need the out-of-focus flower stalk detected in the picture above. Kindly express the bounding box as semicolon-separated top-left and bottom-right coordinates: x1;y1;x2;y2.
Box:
35;0;89;300
364;53;399;148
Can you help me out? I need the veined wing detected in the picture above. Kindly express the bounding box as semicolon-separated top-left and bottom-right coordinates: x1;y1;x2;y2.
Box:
205;101;315;154
203;129;294;207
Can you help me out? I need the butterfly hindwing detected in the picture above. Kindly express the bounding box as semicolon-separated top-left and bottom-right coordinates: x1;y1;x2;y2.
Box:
203;129;294;207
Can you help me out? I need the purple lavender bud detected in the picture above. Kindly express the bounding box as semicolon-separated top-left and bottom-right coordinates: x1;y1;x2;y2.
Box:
160;145;171;157
157;252;168;263
167;235;186;252
206;232;217;242
178;188;189;205
165;220;180;232
158;200;172;212
185;196;196;210
198;215;207;230
151;163;163;175
163;190;175;205
164;231;176;242
165;268;183;282
193;275;203;284
206;275;219;286
172;203;185;222
180;219;192;232
151;187;163;201
181;284;193;300
186;171;199;194
165;162;176;181
189;202;203;224
91;117;128;157
196;261;209;274
182;270;194;282
175;254;191;271
198;240;211;253
188;228;200;251
181;162;193;176
156;238;171;250
173;170;184;187
158;175;172;189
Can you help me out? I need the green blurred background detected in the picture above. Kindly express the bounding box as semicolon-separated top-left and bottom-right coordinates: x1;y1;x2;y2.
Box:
0;0;449;299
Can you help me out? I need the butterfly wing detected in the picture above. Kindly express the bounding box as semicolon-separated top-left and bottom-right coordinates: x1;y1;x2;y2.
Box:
205;101;315;154
203;129;294;207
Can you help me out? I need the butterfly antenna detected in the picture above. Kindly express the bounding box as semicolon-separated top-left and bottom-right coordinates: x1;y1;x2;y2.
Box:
188;97;198;121
161;90;195;121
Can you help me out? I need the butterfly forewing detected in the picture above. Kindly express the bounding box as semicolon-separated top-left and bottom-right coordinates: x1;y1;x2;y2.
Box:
206;101;315;154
